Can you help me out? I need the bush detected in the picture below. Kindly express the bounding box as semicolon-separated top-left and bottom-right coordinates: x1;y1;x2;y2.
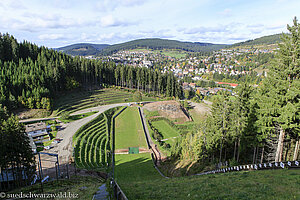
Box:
51;126;57;131
61;111;70;120
133;91;143;102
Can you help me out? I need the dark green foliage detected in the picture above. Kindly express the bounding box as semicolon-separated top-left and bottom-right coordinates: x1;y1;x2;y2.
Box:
172;18;300;167
256;17;300;162
0;33;183;112
231;33;282;47
56;43;109;56
99;38;227;55
0;105;36;190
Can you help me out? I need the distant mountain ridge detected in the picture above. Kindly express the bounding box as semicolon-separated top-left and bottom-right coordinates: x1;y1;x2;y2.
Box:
98;38;227;55
56;34;281;56
56;43;109;56
231;34;282;47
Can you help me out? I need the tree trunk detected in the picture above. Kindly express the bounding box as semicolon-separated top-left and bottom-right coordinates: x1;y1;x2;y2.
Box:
260;145;265;163
284;142;290;161
293;139;299;161
252;146;256;164
275;127;285;162
237;138;240;162
219;138;223;163
233;139;237;161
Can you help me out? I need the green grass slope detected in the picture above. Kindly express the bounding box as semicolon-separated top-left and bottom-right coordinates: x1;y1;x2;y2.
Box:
10;176;103;200
115;107;147;149
152;119;180;145
121;169;300;200
53;88;156;116
73;107;122;169
115;153;161;183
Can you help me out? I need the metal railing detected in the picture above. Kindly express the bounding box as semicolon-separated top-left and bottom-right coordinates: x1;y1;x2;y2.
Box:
194;160;300;176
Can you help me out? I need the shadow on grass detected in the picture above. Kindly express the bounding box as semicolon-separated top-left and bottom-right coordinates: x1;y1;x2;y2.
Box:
115;154;162;184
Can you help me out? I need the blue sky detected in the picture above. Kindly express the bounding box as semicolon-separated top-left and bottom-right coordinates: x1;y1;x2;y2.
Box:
0;0;299;48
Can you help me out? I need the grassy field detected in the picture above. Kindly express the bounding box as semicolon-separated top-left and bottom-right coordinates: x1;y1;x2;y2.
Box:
115;153;161;184
59;111;98;123
118;169;300;200
152;49;187;59
53;88;156;116
152;119;180;145
10;176;103;200
114;106;162;198
115;107;147;149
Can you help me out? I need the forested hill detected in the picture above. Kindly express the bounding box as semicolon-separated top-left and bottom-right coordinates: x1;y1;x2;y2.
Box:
98;38;227;55
56;34;282;57
0;33;183;112
231;33;282;47
57;38;227;56
56;43;109;56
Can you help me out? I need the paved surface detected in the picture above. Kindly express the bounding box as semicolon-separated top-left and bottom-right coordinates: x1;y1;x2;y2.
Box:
93;184;109;200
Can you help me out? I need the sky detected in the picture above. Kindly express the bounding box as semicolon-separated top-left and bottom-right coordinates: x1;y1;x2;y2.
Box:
0;0;299;48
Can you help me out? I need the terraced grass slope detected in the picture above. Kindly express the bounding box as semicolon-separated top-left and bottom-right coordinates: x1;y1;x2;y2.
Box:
73;107;122;169
54;88;156;116
115;107;147;149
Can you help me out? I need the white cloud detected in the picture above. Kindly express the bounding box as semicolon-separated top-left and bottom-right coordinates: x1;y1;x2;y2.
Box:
100;15;135;27
182;25;230;35
96;0;148;12
38;34;65;40
100;15;117;27
2;12;96;32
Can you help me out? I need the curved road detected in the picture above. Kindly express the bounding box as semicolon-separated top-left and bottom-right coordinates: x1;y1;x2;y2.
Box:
48;103;129;164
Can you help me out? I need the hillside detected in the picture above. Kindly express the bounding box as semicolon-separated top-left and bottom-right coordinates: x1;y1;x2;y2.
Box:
231;33;282;47
56;38;227;56
56;43;109;56
98;38;227;55
55;34;283;57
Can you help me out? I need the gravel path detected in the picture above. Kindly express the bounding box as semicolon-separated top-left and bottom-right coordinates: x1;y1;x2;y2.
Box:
49;103;128;164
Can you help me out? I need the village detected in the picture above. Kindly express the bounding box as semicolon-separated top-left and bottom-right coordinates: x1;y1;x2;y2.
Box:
100;47;272;81
97;47;273;97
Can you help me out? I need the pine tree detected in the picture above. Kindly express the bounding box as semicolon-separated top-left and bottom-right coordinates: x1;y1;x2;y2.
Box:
257;17;300;162
0;105;36;189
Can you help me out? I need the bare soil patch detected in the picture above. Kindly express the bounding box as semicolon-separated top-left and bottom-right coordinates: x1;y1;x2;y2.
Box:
143;100;191;123
115;148;151;154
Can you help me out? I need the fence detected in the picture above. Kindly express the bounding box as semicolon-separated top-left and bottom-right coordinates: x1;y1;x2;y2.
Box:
195;160;300;176
138;107;169;179
111;106;128;200
110;179;128;200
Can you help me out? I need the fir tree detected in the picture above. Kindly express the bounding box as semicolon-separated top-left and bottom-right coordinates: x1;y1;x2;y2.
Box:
256;17;300;162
